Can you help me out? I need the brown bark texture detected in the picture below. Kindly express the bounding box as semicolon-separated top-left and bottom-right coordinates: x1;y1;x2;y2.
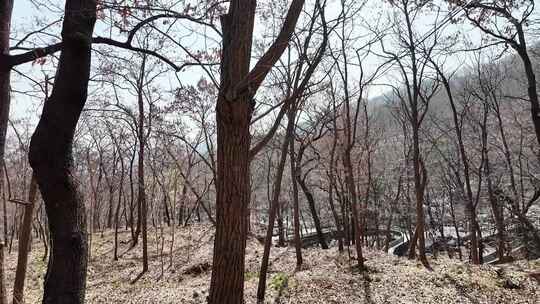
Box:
28;1;97;303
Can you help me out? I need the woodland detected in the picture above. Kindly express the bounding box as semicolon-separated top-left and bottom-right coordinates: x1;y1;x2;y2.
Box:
0;0;539;303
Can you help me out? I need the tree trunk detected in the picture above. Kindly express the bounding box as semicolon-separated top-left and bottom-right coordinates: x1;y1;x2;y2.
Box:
407;125;430;269
209;0;305;301
209;14;255;296
114;155;124;261
0;241;6;304
436;70;479;264
343;151;364;269
208;0;257;301
2;174;6;246
129;144;137;245
209;95;253;303
256;108;294;303
137;56;148;275
289;135;303;268
12;175;37;304
0;0;13;250
296;175;328;249
27;1;96;302
276;200;286;247
327;105;343;252
482;128;506;261
106;151;117;230
514;28;540;147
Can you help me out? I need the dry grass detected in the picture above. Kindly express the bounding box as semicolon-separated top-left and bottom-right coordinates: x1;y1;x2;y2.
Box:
3;224;538;303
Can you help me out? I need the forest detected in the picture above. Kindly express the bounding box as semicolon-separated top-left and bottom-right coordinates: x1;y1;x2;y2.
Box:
0;0;539;303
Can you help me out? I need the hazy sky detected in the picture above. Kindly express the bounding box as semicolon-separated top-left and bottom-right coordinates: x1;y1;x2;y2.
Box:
7;0;540;126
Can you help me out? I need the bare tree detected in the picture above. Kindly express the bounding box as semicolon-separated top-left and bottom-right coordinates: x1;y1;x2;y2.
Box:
28;0;97;302
209;0;307;302
452;0;540;147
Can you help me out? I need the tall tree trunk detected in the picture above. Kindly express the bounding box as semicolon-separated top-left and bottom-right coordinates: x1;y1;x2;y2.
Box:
209;0;305;301
0;0;14;250
514;27;540;147
408;135;430;269
208;2;255;296
256;108;295;303
114;154;124;261
12;175;37;304
137;56;148;275
28;1;96;302
128;144;137;244
481;110;506;261
289;133;303;268
449;190;463;260
210;96;253;304
343;151;364;269
435;69;480;264
105;151;117;230
2;174;6;246
0;241;5;304
327;105;343;252
296;175;328;249
276;200;286;247
337;179;351;247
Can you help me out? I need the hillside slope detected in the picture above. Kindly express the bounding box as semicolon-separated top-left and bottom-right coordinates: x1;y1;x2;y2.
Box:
3;224;538;303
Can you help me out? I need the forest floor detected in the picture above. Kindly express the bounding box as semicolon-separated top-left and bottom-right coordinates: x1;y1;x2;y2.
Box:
3;223;539;303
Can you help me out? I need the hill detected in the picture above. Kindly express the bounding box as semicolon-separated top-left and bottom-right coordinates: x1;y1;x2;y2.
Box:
3;224;538;303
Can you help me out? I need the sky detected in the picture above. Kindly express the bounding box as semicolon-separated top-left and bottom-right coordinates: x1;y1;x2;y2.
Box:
7;0;540;127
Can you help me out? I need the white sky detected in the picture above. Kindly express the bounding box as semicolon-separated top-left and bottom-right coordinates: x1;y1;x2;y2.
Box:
7;0;540;126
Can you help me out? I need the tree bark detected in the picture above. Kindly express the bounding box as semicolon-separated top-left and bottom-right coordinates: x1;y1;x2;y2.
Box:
343;150;364;268
0;241;6;304
435;67;480;264
0;0;13;250
209;0;305;302
28;1;96;303
208;2;255;300
257;107;295;303
0;1;13;294
511;25;540;147
327;108;344;251
12;175;38;304
296;174;328;249
289;133;303;267
136;55;149;275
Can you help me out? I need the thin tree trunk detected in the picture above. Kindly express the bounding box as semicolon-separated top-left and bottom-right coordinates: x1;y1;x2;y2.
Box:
407;127;430;269
449;190;462;260
276;200;285;247
137;56;149;276
343;150;364;268
12;175;37;304
256;109;295;303
289;129;303;269
0;241;6;304
327;172;343;252
435;69;479;264
297;175;328;249
114;154;124;261
481;114;505;261
105;151;117;229
514;27;540;147
129;143;137;245
2;170;7;246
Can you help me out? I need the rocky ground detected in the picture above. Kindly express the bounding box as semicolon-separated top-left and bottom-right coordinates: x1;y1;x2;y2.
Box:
3;224;539;303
